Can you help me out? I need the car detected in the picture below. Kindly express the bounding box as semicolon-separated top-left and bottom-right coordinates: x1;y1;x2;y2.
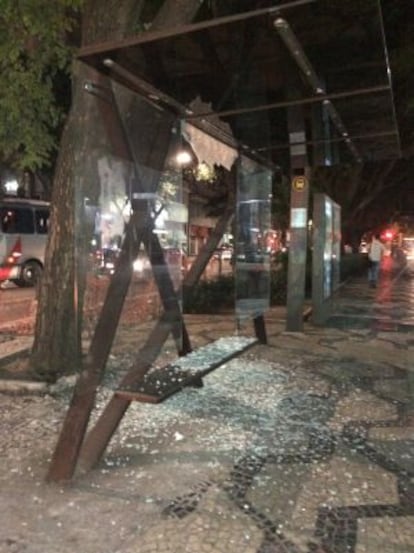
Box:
91;245;185;278
0;198;50;287
92;247;152;278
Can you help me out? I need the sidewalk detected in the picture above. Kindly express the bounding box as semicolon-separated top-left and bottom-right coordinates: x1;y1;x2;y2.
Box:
0;264;413;553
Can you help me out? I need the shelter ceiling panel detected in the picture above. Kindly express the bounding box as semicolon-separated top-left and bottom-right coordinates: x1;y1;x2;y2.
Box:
79;0;400;166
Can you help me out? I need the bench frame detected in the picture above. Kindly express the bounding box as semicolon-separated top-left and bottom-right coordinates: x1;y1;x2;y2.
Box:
114;334;260;404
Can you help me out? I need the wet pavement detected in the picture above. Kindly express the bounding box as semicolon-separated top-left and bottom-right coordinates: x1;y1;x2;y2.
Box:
328;256;414;332
0;258;413;553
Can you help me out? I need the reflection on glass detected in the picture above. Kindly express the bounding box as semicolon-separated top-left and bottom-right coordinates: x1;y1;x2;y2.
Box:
235;156;272;319
324;199;333;299
317;195;341;301
74;83;186;361
332;203;341;291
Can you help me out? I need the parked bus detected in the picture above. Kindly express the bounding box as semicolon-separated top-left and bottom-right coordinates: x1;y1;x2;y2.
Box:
0;198;50;287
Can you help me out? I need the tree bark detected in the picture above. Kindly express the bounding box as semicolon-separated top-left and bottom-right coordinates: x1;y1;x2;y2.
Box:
30;76;80;381
150;0;202;30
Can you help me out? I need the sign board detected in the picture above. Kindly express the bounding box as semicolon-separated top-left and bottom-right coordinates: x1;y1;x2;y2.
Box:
290;207;307;228
292;175;308;191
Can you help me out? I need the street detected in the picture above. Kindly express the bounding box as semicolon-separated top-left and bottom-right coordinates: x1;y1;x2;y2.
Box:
0;284;36;329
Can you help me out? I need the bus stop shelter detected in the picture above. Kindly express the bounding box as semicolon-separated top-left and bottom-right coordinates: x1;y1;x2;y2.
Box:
46;0;401;481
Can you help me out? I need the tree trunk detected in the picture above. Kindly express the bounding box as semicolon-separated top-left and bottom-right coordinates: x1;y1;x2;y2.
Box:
150;0;203;30
30;0;204;381
30;82;80;381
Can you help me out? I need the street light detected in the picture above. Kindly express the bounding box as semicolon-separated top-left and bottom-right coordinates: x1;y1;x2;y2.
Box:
176;150;192;165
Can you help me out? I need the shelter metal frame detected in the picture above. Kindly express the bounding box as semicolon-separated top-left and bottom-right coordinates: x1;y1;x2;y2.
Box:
47;0;401;481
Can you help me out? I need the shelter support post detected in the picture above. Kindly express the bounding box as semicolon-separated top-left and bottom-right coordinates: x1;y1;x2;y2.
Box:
286;105;310;332
253;315;267;344
79;170;238;472
78;313;175;472
46;214;148;482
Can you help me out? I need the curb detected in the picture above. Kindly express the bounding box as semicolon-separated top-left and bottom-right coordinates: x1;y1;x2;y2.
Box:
0;373;77;395
0;346;31;368
0;378;49;394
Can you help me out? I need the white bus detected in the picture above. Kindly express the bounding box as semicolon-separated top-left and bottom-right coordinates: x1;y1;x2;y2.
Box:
0;198;50;286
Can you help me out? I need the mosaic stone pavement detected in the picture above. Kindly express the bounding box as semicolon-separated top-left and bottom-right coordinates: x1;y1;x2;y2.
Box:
90;263;413;552
124;262;412;553
1;259;413;553
329;259;414;331
119;370;413;553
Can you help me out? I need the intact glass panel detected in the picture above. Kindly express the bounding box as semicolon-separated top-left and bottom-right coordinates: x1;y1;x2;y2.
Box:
74;81;185;367
235;156;272;320
323;197;333;299
332;202;341;292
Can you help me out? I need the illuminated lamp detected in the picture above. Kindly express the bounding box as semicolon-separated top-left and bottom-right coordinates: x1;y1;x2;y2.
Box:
176;150;192;165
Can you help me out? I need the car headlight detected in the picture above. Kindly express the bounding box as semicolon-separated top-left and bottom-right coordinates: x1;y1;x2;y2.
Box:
133;258;144;272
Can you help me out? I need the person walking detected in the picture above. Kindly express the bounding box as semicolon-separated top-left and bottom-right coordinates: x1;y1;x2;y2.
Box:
367;233;386;288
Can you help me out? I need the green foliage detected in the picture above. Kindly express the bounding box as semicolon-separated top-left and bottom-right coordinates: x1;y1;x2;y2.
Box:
183;252;367;314
270;251;289;305
183;275;234;313
183;262;289;314
0;0;82;170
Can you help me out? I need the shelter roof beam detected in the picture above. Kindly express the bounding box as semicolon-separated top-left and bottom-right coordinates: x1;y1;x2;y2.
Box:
273;16;360;161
